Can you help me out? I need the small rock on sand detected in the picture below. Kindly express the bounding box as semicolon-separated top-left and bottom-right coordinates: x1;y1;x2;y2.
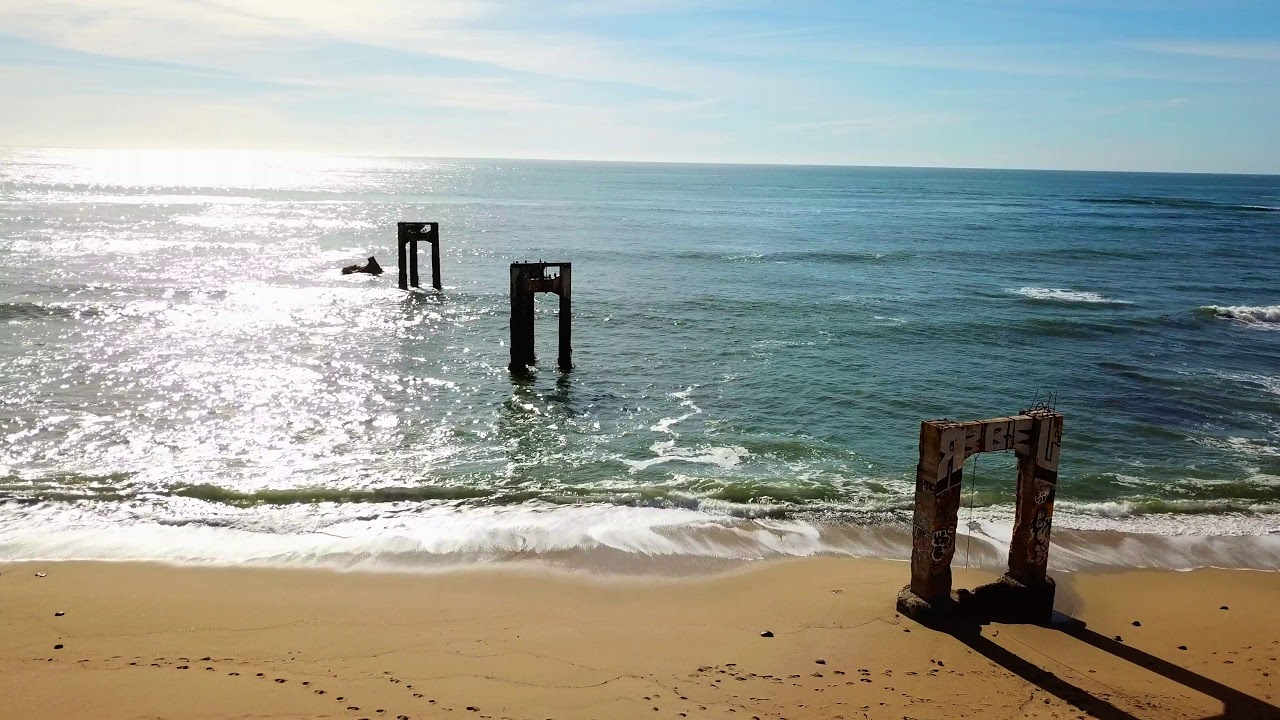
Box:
54;644;63;650
54;611;64;617
759;631;773;638
1132;621;1142;627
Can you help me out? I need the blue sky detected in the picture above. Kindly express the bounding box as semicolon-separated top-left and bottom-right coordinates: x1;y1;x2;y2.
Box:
1;0;1278;172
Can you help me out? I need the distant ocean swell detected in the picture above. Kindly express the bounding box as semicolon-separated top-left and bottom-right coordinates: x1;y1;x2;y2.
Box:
1079;196;1279;213
670;249;914;264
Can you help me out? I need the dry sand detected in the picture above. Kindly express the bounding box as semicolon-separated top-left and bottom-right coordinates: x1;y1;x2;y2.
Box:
1;558;1277;720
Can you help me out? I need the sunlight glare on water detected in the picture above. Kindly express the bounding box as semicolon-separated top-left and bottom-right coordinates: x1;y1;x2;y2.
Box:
2;148;1279;569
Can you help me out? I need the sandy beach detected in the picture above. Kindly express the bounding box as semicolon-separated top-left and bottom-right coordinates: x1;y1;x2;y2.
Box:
2;558;1276;720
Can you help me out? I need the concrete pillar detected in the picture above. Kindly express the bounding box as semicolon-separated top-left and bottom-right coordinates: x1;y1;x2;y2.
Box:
905;420;966;607
557;263;572;371
509;264;536;372
430;224;442;291
1007;411;1062;587
397;225;410;291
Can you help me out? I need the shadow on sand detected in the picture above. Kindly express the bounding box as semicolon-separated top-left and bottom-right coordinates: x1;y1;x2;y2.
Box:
936;606;1278;720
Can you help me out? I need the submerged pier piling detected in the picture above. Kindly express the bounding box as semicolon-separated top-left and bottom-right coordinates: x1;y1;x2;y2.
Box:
397;222;441;291
509;262;572;373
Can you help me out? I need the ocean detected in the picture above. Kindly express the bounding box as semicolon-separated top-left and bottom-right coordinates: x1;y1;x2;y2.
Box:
2;148;1278;572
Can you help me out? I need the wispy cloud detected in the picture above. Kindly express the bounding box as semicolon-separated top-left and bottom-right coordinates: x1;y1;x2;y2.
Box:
782;110;964;134
1133;40;1280;62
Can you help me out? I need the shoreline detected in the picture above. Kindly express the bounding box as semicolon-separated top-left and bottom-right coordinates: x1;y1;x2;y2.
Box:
4;502;1280;575
2;557;1277;719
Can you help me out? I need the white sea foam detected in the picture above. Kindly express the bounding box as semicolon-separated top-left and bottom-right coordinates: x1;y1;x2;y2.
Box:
2;500;1278;573
624;442;749;472
1011;287;1131;305
1202;304;1280;324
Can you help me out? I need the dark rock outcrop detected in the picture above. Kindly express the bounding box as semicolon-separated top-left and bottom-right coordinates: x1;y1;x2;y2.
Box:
342;256;384;276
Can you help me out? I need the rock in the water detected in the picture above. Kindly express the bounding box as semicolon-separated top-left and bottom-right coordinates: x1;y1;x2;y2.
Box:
342;256;385;276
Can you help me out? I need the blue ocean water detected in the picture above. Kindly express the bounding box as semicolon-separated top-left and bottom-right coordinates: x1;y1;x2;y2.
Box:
1;148;1278;569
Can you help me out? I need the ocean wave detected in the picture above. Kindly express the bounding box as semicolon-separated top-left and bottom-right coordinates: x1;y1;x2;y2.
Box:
1199;304;1280;324
1080;196;1279;213
672;249;911;265
0;301;96;321
1033;246;1149;261
1010;287;1132;305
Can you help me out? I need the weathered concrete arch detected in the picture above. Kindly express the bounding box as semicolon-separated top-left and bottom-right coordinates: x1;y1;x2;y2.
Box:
897;409;1063;623
398;222;441;291
509;262;572;373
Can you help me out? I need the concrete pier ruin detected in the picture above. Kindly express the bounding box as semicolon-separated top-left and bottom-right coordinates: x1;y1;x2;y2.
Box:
397;222;441;291
509;262;572;373
897;408;1064;624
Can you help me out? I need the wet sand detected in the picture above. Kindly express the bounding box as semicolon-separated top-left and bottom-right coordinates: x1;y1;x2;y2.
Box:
1;558;1277;719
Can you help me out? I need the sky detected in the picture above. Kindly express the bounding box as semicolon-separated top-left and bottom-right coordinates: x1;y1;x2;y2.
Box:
1;0;1278;173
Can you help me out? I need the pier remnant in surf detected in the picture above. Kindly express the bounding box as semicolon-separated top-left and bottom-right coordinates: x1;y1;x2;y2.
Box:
897;408;1063;624
397;222;441;291
508;261;572;373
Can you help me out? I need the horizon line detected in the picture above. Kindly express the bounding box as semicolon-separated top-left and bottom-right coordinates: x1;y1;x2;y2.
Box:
3;144;1278;178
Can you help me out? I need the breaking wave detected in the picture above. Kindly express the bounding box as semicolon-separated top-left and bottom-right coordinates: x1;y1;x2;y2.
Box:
1199;305;1280;324
1010;287;1131;305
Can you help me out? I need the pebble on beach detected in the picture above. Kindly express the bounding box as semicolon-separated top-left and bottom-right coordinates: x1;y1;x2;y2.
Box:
759;631;773;638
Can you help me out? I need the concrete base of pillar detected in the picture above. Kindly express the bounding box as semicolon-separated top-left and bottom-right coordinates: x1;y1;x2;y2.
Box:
899;574;1056;627
957;574;1056;625
896;586;959;626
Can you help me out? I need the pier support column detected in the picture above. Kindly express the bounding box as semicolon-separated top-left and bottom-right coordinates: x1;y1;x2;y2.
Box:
430;229;442;291
397;228;409;291
898;421;966;621
557;263;572;371
1001;410;1063;618
397;222;441;291
510;264;537;371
